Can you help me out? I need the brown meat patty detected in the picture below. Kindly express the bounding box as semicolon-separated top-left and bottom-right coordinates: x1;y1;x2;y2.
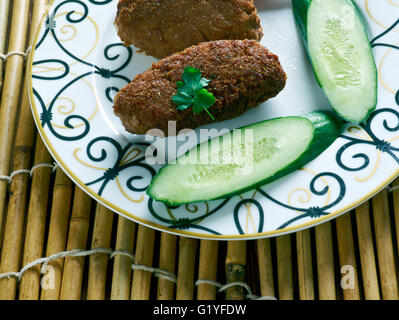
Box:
113;40;287;136
115;0;263;59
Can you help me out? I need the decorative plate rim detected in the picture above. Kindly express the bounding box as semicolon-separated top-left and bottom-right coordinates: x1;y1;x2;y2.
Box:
27;0;399;240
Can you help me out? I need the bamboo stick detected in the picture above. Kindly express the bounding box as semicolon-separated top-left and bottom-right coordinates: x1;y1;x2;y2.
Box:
256;238;275;298
157;232;177;300
86;204;114;300
0;0;31;240
0;0;11;89
335;213;360;300
391;178;399;272
0;0;48;300
110;216;137;300
18;139;53;300
355;202;380;300
130;225;156;300
296;230;315;300
197;240;219;300
371;189;399;300
314;222;336;300
276;235;294;300
0;154;30;300
60;188;92;300
40;169;73;300
225;241;246;300
176;237;198;300
246;240;259;299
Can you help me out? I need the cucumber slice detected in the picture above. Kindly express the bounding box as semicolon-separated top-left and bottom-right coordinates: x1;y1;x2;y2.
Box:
147;111;343;205
292;0;377;123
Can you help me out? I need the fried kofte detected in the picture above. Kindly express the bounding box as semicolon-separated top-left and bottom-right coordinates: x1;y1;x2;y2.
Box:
115;0;263;59
113;40;287;136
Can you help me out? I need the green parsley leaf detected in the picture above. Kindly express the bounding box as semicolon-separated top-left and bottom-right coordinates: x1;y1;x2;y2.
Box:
172;66;216;121
176;81;185;90
182;67;203;93
193;89;216;114
171;91;193;107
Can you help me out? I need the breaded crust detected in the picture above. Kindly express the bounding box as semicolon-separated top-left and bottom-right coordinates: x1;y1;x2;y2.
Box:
113;40;287;135
115;0;263;59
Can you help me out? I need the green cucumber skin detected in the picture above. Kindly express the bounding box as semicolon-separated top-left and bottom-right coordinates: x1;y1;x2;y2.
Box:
147;111;344;206
292;0;378;123
292;0;312;46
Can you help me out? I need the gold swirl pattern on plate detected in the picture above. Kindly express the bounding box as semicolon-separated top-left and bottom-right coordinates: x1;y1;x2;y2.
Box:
346;125;399;183
357;1;399;183
366;0;399;31
50;11;99;67
190;202;210;225
55;97;76;115
288;188;312;205
238;190;259;234
32;11;99;75
355;152;381;182
120;148;142;166
73;148;106;171
117;147;145;203
288;168;331;209
347;126;373;141
32;64;65;76
73;147;145;204
116;177;144;204
165;202;210;223
165;207;177;221
347;126;381;182
57;24;77;42
366;0;399;94
378;42;399;94
51;71;98;129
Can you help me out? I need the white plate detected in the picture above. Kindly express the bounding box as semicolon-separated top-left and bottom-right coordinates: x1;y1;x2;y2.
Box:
28;0;399;239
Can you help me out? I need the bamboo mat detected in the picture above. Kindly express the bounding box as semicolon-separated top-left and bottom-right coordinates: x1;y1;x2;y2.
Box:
0;0;399;301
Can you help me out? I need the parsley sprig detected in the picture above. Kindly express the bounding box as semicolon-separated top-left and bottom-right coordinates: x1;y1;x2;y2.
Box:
172;66;216;121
